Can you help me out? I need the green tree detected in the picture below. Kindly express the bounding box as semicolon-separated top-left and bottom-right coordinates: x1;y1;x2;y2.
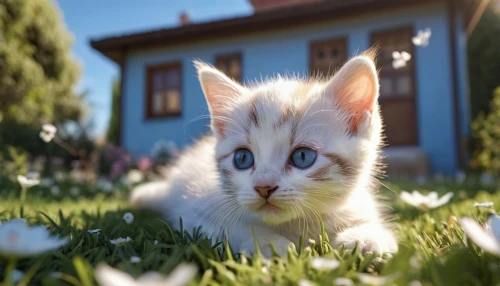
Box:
471;87;500;174
468;5;500;119
0;0;84;124
106;79;120;145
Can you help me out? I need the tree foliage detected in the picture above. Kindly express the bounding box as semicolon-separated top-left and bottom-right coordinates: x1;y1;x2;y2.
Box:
468;6;500;119
106;79;120;145
471;88;500;174
0;0;84;124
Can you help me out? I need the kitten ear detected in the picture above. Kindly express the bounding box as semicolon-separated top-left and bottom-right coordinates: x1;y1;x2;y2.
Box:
324;55;379;134
195;60;247;138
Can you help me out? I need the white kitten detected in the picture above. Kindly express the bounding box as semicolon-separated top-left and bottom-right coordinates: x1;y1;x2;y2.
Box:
130;52;398;257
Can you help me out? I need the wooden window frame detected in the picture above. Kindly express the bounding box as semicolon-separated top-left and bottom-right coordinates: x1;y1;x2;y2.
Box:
215;52;243;82
370;25;417;102
309;37;348;77
145;61;183;119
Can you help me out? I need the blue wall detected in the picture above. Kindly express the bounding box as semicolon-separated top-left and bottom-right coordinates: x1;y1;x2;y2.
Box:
122;2;461;174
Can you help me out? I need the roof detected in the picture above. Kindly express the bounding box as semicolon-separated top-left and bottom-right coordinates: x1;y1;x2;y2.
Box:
90;0;482;64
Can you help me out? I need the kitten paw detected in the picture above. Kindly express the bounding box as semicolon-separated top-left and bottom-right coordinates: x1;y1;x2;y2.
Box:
334;224;398;255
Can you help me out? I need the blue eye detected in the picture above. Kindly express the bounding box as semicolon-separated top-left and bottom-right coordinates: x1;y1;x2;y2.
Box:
233;149;254;170
290;147;317;169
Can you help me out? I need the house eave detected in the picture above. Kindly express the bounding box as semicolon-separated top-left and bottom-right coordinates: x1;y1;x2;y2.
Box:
90;0;445;64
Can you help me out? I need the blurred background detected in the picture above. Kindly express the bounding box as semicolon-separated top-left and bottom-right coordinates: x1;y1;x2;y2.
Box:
1;0;499;188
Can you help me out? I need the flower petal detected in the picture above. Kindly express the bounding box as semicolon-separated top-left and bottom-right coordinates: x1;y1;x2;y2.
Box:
460;218;500;256
487;215;500;243
94;264;136;286
400;191;419;207
433;192;453;208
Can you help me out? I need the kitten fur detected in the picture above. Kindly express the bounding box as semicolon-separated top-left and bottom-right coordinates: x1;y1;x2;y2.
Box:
130;52;398;256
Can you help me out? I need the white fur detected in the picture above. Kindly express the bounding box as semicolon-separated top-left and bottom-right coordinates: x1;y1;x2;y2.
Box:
130;55;398;257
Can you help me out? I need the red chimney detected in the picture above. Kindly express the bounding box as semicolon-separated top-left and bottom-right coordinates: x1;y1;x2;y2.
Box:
179;11;191;26
249;0;322;12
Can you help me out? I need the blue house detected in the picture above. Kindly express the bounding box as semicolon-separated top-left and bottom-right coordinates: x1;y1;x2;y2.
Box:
91;0;486;176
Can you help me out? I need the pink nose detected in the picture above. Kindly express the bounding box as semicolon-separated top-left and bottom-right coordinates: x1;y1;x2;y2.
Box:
254;185;278;199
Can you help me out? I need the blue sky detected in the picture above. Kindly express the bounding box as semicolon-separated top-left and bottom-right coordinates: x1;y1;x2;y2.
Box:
55;0;253;137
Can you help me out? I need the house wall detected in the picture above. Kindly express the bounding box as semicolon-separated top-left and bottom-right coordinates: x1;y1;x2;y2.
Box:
123;2;459;174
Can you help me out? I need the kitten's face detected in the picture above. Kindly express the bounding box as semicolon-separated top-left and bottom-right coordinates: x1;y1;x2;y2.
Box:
197;54;381;225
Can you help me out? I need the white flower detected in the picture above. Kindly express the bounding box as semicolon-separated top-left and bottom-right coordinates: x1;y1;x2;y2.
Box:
110;237;132;246
400;190;453;210
474;202;494;208
309;257;340;271
17;175;40;188
130;256;141;263
460;216;500;256
97;177;114;193
39;124;57;143
12;269;24;283
412;28;432;47
334;277;354;286
50;186;61;196
95;263;197;286
308;239;316;244
392;51;411;69
88;229;101;234
358;273;400;285
40;178;55;187
126;170;144;185
0;219;68;258
70;186;80;197
298;279;315;286
123;212;134;224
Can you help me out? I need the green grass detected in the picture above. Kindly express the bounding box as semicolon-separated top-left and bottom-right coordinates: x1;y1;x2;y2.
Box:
1;177;500;285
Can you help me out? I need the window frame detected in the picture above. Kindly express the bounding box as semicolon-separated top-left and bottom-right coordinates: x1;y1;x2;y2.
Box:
309;37;348;77
215;52;243;83
145;61;183;119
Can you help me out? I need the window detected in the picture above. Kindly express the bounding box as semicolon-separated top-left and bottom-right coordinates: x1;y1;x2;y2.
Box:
145;62;182;118
371;27;414;99
215;53;242;82
309;37;347;77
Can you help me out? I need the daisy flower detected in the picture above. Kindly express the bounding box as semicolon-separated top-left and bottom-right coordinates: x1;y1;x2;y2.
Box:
460;215;500;256
123;212;134;224
400;190;453;210
110;237;132;246
39;124;57;143
0;219;68;258
94;263;197;286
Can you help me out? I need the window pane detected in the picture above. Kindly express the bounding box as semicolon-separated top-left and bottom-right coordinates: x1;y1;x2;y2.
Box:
380;77;393;97
229;59;241;80
166;89;181;113
396;75;411;96
152;71;164;91
152;91;165;114
310;38;347;77
166;68;181;88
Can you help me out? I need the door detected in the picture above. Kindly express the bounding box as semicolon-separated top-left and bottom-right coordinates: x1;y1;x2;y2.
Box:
372;26;418;146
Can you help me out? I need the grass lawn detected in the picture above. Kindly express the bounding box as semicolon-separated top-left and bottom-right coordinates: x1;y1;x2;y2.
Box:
1;177;500;285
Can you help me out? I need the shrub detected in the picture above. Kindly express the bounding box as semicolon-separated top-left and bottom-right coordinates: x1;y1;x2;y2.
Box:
471;87;500;174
